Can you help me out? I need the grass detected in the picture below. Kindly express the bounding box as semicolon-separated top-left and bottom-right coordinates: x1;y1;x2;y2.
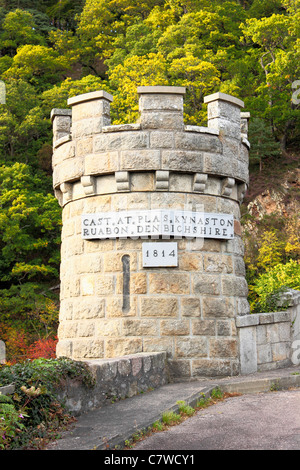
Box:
123;387;241;449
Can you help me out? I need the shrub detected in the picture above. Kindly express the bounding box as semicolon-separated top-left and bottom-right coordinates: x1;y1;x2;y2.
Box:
26;337;57;360
250;259;300;312
0;357;95;449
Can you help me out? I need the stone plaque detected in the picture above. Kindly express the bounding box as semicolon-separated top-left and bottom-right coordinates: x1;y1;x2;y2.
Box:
142;242;178;267
81;210;234;240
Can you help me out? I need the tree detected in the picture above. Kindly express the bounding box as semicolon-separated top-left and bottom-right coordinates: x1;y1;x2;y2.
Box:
0;163;61;333
249;117;280;171
241;12;300;149
0;9;46;56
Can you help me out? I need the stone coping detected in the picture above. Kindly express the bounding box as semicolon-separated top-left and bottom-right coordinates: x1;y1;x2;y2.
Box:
236;311;291;328
0;384;15;395
50;108;72;122
68;90;114;106
204;92;244;109
137;86;186;95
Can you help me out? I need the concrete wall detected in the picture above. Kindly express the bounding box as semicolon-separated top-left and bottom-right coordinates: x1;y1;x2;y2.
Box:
237;289;300;374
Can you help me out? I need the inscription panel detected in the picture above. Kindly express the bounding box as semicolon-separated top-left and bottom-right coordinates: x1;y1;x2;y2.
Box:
81;210;234;240
142;242;178;267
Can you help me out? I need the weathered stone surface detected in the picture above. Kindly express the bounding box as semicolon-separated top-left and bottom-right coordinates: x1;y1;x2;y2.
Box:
52;86;252;379
140;298;179;317
0;340;6;364
176;337;207;358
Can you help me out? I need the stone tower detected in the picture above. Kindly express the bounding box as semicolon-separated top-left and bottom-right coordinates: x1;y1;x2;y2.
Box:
51;86;250;378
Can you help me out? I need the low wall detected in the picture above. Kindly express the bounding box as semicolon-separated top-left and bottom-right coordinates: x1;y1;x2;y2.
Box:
0;340;5;364
237;289;300;374
55;352;168;416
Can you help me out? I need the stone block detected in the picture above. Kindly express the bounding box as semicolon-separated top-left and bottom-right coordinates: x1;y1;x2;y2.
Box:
53;157;84;189
257;343;272;365
56;339;73;358
236;297;251;316
202;296;235;318
168;360;192;378
217;320;232;336
256;324;267;345
181;297;201;317
122;319;158;336
162;150;204;172
116;272;147;295
103;252;137;272
138;90;184;112
140;297;178;317
131;172;154;192
72;298;105;320
72;339;104;359
143;337;173;355
105;338;142;357
191;319;215;336
236;314;259;328
178;252;203;271
203;253;233;273
221;276;248;297
132;356;143;376
209;338;238;358
174;132;222;153
192;359;233;377
150;191;185;209
76;137;93;157
71;98;111;122
193;274;221;296
141;112;184;130
238;325;257;374
160;319;190;336
72;117;108;138
170;173;194;193
96;319;121;337
106;296;137;317
148;272;190;294
94;131;149;152
77;321;95;337
271;342;290;362
175;338;207;358
81;275;95;296
85;151;118;175
120;149;161;171
150;131;174;148
0;340;5;364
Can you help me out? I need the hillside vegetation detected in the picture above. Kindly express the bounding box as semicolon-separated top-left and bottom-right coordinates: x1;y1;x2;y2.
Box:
0;0;299;361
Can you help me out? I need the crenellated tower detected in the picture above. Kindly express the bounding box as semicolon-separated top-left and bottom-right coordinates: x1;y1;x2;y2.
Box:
51;86;250;378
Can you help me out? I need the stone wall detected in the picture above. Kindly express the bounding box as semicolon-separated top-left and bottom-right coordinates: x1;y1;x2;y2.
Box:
237;289;300;374
55;352;167;416
51;86;250;378
0;340;5;364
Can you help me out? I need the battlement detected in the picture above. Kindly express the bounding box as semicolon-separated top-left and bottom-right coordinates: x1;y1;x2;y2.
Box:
51;86;249;208
51;86;250;378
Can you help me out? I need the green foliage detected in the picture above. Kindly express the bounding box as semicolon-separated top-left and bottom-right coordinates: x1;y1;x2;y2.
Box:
242;202;300;312
176;400;195;416
161;410;181;425
0;399;27;449
0;163;61;334
0;357;95;449
0;0;298;359
249;118;281;171
251;259;300;312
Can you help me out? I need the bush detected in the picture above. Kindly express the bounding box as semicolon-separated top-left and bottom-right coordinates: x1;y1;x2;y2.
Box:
0;357;95;449
250;259;300;312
